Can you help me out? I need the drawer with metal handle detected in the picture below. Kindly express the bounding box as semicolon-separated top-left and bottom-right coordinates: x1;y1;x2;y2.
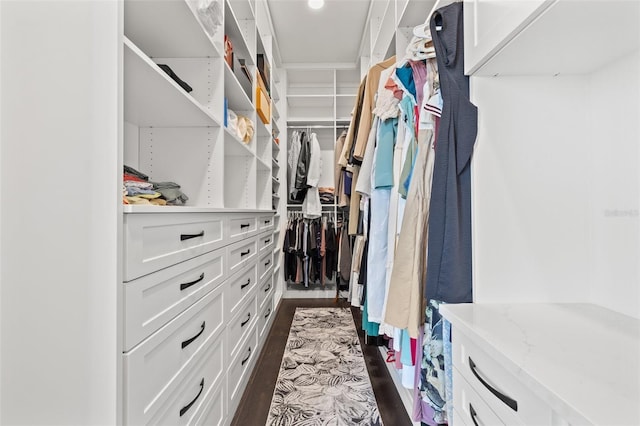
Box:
258;231;274;253
258;214;274;231
227;324;258;415
226;261;258;319
453;367;504;426
227;237;258;276
258;251;273;283
228;216;258;242
258;276;273;309
226;295;257;360
123;246;226;351
452;327;551;425
123;212;226;281
124;285;225;425
258;295;273;340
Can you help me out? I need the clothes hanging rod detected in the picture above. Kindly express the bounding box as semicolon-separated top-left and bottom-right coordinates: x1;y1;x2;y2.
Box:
288;125;339;129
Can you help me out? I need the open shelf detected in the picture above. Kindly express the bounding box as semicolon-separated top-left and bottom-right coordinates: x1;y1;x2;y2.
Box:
224;0;256;68
124;37;221;127
224;61;254;112
124;0;223;58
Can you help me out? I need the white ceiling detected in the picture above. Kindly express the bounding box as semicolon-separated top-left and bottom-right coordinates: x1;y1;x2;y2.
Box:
266;0;372;68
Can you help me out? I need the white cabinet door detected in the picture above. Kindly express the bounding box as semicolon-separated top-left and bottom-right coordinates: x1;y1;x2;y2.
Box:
463;0;552;74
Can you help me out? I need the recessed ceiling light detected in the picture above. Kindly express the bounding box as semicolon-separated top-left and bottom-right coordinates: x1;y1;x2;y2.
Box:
308;0;324;10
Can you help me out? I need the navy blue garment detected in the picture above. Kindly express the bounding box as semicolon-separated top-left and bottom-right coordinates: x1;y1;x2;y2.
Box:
426;2;478;303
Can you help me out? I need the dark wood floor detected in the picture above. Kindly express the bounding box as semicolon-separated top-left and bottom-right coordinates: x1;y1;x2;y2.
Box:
231;298;413;425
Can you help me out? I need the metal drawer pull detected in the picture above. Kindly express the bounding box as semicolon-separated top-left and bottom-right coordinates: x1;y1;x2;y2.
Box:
241;312;251;327
264;220;270;224
241;249;251;257
469;357;518;411
181;321;205;349
264;308;271;318
180;273;205;291
240;278;251;289
264;284;271;292
240;223;251;229
180;231;204;241
241;347;251;366
265;260;271;267
469;404;479;426
264;238;271;244
179;378;204;417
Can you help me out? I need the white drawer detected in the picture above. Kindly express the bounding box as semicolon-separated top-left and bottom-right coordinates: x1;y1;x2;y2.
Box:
124;212;226;281
124;285;225;424
126;323;225;425
453;367;504;426
124;247;226;351
192;382;225;426
226;261;258;319
258;214;274;231
258;295;273;340
227;295;257;360
227;325;258;415
452;328;552;425
258;275;273;309
258;250;273;283
228;215;258;243
258;230;274;253
453;408;469;426
227;238;258;277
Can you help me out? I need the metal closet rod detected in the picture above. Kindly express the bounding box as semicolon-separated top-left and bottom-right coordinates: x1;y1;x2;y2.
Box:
288;124;341;129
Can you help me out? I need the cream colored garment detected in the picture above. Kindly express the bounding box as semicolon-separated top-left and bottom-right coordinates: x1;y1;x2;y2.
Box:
384;128;435;338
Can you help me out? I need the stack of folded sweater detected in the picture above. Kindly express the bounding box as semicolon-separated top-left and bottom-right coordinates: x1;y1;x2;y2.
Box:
319;187;335;204
123;165;189;206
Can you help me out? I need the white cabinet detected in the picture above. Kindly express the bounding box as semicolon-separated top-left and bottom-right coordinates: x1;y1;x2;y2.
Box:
447;1;640;425
122;211;272;425
441;303;640;426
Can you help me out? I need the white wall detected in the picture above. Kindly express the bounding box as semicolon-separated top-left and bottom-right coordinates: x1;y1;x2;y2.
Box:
471;75;593;305
1;1;120;424
587;50;640;318
471;51;640;319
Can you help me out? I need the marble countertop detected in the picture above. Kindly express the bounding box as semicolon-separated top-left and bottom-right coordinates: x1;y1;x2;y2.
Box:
440;303;640;426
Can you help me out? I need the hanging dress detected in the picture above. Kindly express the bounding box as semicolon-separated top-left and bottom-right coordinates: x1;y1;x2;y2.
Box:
426;2;477;304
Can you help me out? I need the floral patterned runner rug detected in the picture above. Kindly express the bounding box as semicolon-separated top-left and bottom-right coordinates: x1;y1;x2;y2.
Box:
266;307;383;426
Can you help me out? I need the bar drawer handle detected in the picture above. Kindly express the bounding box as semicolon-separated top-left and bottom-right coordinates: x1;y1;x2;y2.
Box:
265;260;271;267
180;273;205;291
179;378;204;417
241;312;251;327
240;223;251;229
264;284;271;292
264;238;271;244
264;308;271;318
240;278;251;289
241;347;252;366
469;403;479;426
241;249;251;257
264;220;271;224
181;321;205;349
469;357;518;411
180;231;204;241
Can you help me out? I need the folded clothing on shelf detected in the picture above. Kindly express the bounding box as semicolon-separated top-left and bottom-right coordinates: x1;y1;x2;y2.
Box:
123;165;189;206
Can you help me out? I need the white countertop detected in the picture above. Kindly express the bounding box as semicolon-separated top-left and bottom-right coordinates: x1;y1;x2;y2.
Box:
440;303;640;426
